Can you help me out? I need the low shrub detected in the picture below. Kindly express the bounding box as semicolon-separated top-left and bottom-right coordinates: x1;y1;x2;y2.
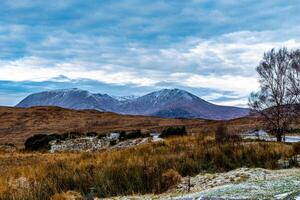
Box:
24;132;83;151
119;130;148;141
160;126;187;138
119;131;127;141
24;134;61;151
110;140;117;146
215;124;241;144
96;134;106;139
161;169;182;192
86;132;98;137
292;142;300;154
126;130;142;139
61;131;82;140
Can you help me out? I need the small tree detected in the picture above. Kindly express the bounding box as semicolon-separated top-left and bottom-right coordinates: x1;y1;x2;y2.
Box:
249;48;300;142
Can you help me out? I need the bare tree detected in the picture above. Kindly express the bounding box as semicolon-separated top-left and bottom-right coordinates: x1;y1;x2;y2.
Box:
249;48;300;142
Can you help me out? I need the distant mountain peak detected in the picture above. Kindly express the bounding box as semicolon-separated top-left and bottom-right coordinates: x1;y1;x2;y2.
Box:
149;88;198;101
16;88;249;120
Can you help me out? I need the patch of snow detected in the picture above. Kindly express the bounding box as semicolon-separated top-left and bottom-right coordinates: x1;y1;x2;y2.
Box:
113;95;139;102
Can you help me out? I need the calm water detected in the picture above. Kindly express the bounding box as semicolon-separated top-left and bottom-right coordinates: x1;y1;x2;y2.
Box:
243;130;300;143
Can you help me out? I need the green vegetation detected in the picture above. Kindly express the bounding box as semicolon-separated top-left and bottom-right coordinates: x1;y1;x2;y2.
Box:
24;134;60;151
160;126;187;138
119;129;149;141
24;132;83;151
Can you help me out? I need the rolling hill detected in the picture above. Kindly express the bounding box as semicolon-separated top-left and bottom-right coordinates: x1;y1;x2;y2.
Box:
0;106;255;147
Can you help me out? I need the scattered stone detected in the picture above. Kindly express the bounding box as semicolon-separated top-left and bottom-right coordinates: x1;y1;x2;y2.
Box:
111;138;150;149
170;168;271;194
277;154;300;168
49;137;109;153
8;177;32;190
0;143;17;152
293;154;300;165
49;134;163;153
277;158;290;168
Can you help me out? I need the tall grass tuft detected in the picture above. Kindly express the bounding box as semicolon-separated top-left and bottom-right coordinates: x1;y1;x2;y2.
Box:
0;136;295;199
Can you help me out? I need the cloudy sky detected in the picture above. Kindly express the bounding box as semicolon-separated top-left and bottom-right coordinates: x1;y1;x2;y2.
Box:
1;0;300;107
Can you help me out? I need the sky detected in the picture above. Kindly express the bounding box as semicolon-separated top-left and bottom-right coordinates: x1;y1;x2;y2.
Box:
1;0;300;107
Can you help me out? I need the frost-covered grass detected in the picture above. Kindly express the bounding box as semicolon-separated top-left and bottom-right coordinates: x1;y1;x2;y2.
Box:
175;169;300;200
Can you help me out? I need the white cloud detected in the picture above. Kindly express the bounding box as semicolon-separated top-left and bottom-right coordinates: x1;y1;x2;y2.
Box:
212;98;249;108
201;92;240;101
1;28;300;106
159;29;300;77
169;73;259;97
0;57;158;86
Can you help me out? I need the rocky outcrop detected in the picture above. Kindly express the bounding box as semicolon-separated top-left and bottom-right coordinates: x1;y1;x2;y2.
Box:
277;154;300;168
49;134;162;153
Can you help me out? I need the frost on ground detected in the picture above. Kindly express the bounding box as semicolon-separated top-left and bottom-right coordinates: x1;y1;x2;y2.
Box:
173;168;300;200
107;168;300;200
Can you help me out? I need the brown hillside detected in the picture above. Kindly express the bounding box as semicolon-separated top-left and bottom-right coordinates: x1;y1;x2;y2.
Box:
0;106;257;147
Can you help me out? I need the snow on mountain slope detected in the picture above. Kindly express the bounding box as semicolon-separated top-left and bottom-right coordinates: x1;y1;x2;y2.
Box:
112;95;139;102
117;88;248;120
16;88;249;120
16;88;107;111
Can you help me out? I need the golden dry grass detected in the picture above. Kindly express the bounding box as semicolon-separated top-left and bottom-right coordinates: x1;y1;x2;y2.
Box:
0;136;296;200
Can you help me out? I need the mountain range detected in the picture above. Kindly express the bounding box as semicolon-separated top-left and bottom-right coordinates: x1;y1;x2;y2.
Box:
16;88;249;120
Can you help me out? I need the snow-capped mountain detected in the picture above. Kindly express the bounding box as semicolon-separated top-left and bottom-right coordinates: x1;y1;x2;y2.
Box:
16;88;111;111
111;95;139;102
116;89;248;119
16;88;249;120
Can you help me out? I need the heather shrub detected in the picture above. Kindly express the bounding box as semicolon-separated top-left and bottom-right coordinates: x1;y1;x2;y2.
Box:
292;142;300;154
85;132;98;137
126;130;142;139
24;134;60;151
24;132;84;151
119;131;127;141
119;130;149;141
215;124;241;144
160;126;187;138
161;169;182;192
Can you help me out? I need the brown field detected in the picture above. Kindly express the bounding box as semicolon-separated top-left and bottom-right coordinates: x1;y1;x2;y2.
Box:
0;106;299;199
0;106;259;148
0;136;299;200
